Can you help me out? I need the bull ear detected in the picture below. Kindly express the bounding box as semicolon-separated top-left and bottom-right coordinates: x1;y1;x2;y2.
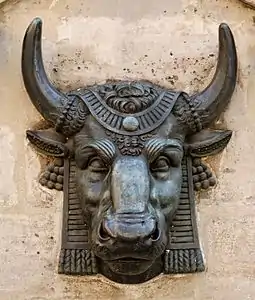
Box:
185;129;232;157
26;129;69;157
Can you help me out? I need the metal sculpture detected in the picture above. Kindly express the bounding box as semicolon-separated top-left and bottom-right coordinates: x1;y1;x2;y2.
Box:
23;18;237;284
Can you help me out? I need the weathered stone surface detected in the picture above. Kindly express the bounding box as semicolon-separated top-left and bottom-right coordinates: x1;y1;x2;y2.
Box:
0;0;255;298
0;126;17;207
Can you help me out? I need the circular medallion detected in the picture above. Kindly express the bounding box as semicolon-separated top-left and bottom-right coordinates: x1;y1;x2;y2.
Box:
122;116;139;131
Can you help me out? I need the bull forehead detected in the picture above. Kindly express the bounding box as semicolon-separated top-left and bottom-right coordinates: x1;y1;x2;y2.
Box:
71;81;185;155
72;85;180;136
75;115;184;156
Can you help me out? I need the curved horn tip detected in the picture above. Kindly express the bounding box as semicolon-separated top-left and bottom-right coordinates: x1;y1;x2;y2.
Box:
219;23;231;31
30;17;43;27
218;23;235;42
25;17;43;36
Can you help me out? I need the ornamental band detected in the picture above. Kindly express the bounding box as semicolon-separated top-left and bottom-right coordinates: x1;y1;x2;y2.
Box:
22;18;237;284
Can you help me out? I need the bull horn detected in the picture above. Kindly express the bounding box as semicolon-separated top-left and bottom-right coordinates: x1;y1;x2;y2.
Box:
22;17;68;124
191;23;237;128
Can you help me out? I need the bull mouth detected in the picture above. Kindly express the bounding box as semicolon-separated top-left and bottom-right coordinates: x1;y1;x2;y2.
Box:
111;257;150;262
105;257;154;275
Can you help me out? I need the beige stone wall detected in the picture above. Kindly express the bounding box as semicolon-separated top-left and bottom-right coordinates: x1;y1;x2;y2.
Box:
0;0;255;299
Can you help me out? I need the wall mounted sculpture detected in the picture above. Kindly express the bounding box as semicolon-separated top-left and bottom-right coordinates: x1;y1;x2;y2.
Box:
23;18;237;284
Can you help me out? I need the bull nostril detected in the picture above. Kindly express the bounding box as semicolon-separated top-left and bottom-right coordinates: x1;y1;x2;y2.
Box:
150;224;161;242
98;222;111;241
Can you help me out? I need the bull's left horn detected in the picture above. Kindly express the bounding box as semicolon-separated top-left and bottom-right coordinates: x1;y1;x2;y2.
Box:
190;23;237;128
22;17;68;124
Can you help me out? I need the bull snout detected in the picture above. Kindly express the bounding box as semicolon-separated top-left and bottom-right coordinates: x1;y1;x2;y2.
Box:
98;156;161;244
99;213;160;242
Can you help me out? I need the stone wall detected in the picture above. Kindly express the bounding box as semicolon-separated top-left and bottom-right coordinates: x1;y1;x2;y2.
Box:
0;0;255;299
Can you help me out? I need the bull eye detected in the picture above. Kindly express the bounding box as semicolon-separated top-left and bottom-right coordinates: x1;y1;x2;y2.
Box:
151;156;170;173
88;157;108;172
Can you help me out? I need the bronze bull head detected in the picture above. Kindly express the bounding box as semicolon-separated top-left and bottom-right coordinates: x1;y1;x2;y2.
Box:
23;18;237;283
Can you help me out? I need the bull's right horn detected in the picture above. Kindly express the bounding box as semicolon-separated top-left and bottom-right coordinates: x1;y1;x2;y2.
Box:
22;17;68;124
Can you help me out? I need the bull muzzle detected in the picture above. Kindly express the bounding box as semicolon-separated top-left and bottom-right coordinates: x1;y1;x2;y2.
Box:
100;213;160;242
99;156;161;243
